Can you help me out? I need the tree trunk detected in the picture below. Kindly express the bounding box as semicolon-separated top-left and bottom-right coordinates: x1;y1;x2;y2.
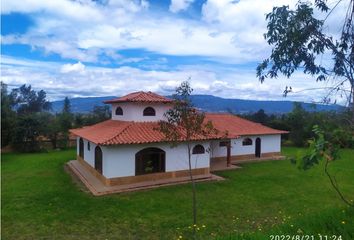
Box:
324;154;353;207
352;85;354;124
226;141;231;167
51;134;57;149
187;143;197;235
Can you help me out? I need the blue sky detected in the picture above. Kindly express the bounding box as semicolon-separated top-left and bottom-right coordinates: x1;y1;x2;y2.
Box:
1;0;350;104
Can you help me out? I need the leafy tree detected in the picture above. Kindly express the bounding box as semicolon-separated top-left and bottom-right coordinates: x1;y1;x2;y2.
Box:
287;102;309;146
73;113;85;128
10;85;51;152
158;81;219;233
1;82;16;147
257;0;354;205
84;105;111;125
10;84;51;115
12;113;44;152
62;97;71;114
57;97;73;148
257;0;354;120
253;109;268;124
292;125;353;207
45;114;62;149
92;105;111;121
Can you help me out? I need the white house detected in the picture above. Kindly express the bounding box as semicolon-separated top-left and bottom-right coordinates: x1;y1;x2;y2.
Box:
70;91;287;187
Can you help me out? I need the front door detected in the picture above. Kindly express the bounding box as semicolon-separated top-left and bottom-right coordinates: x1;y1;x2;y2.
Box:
255;138;261;158
95;146;103;174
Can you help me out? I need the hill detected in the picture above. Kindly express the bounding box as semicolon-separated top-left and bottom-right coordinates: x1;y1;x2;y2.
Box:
51;95;343;114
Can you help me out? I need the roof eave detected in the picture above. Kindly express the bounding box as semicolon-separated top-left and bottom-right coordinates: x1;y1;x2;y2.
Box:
103;100;173;104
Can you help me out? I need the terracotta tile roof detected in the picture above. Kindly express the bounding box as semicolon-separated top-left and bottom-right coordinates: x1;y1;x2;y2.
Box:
70;120;222;145
70;113;288;146
205;113;288;136
104;91;173;104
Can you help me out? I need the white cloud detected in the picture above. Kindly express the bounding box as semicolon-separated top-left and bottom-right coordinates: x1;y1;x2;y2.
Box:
2;55;349;105
0;0;290;64
61;62;86;73
1;0;349;65
169;0;194;13
1;1;351;105
1;0;104;21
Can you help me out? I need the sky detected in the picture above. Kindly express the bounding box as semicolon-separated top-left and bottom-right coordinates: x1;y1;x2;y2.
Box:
0;0;350;103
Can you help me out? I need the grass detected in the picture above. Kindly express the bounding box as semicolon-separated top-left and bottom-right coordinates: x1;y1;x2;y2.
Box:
1;147;354;239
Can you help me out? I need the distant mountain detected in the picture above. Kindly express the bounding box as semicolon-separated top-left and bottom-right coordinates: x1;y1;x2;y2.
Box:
51;95;343;114
51;96;116;113
189;95;343;114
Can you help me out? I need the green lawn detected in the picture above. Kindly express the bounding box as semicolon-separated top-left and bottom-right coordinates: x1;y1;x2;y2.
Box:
2;147;354;239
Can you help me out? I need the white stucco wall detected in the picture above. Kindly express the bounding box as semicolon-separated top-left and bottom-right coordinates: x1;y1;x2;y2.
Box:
77;135;281;178
77;137;97;168
210;140;228;158
101;141;211;178
111;102;172;122
260;135;281;153
210;134;281;158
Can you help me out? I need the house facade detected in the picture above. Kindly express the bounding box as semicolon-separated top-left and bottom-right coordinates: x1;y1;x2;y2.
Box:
70;91;287;187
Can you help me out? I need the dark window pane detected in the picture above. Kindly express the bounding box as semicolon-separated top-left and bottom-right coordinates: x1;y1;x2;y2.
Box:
242;138;253;146
192;144;205;154
115;107;123;115
143;107;156;116
219;141;230;147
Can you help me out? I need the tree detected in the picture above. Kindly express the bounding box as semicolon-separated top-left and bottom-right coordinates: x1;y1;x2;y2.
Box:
158;81;219;233
10;84;51;115
10;85;51;152
1;82;16;147
85;105;111;125
92;105;111;120
45;114;62;149
57;97;73;148
253;109;268;124
286;102;309;146
292;125;353;207
12;113;43;152
257;0;354;120
257;0;354;206
62;97;71;114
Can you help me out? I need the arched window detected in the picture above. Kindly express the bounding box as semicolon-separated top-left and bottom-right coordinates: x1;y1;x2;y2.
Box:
143;107;156;116
79;138;84;159
94;146;103;174
115;106;123;115
242;138;253;146
87;142;90;151
192;144;205;154
135;147;165;175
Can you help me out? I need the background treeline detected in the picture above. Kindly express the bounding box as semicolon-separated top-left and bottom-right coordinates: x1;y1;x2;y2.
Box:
240;104;354;148
1;83;353;152
1;83;111;152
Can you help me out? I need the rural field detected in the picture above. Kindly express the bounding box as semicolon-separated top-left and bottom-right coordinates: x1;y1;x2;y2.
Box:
2;147;354;239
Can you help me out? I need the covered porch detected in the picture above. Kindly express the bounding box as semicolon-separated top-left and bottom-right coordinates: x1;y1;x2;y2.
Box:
67;159;223;196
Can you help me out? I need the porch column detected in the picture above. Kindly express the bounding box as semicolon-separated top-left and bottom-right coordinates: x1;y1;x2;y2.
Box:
226;141;231;167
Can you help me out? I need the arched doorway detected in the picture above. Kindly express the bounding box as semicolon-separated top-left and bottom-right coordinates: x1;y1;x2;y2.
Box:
79;138;84;159
255;137;261;158
135;148;165;175
95;146;103;174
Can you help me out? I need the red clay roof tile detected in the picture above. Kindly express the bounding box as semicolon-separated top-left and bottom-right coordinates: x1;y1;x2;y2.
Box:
70;120;223;145
205;113;288;136
70;113;287;145
104;91;173;104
